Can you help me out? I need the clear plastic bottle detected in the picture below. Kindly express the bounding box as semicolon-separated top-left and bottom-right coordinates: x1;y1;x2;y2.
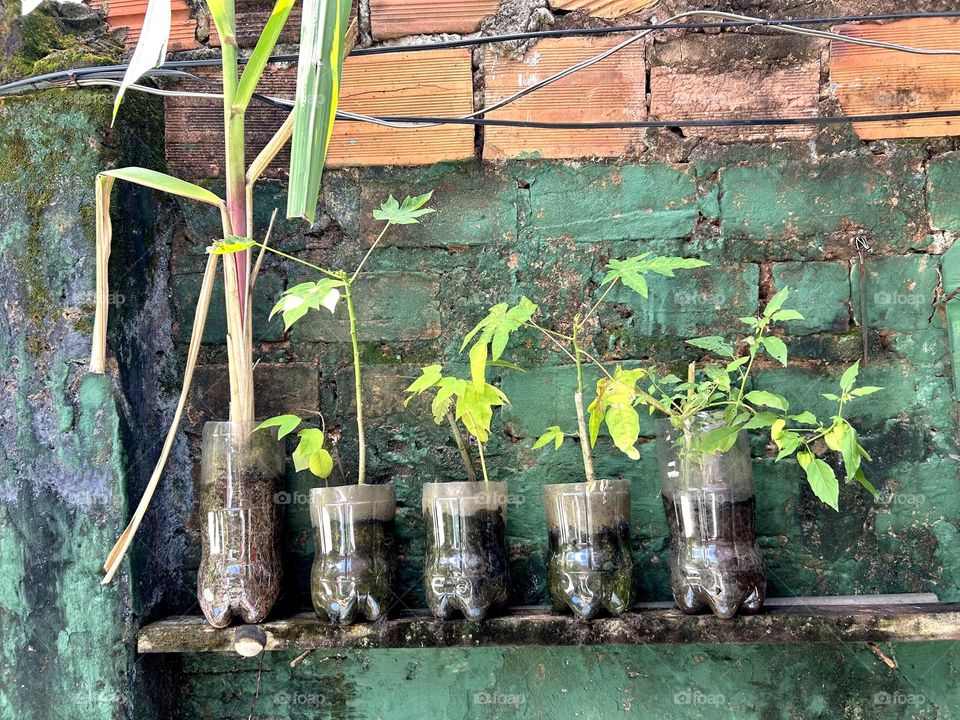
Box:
310;484;396;624
423;482;509;621
543;479;634;619
656;415;766;619
197;421;283;627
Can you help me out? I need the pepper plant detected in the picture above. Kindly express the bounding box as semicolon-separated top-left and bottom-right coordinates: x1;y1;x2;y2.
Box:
587;287;881;509
245;192;435;484
82;0;356;583
407;253;708;490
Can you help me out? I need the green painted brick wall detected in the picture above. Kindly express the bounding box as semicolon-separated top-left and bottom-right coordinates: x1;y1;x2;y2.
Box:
164;140;960;717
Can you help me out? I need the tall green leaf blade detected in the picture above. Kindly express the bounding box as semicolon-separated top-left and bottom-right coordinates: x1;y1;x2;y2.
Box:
286;0;353;222
111;0;172;121
102;168;224;208
235;0;296;109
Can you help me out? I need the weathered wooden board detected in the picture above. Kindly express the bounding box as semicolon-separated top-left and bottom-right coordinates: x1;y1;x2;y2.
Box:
139;602;960;654
165;48;475;177
89;0;198;50
830;17;960;140
481;36;647;160
369;0;500;40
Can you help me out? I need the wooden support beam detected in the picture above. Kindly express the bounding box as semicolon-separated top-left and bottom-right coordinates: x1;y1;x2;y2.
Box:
139;601;960;654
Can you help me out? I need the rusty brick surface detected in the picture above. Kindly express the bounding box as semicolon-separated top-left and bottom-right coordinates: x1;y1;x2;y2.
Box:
165;48;475;177
650;61;821;142
481;36;647;160
89;0;198;50
831;17;960;140
369;0;500;40
548;0;660;19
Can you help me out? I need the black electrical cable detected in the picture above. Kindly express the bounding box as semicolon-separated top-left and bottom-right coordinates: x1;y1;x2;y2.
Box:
342;109;960;129
2;11;960;96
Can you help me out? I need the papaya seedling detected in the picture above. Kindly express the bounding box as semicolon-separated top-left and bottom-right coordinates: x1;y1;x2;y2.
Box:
237;192;435;484
449;254;708;489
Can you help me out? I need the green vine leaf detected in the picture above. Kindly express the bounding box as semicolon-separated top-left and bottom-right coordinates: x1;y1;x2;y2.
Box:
270;279;343;330
805;458;839;510
763;287;790;318
533;426;565;451
744;390;789;412
839;361;860;392
254;414;302;440
761;336;788;366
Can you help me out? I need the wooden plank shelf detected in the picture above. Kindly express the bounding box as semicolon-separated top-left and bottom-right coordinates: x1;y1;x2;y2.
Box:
138;599;960;655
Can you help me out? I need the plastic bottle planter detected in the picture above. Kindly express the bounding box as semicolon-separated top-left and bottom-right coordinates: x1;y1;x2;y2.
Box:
423;482;509;621
543;479;634;619
310;484;397;625
197;421;284;628
656;416;766;619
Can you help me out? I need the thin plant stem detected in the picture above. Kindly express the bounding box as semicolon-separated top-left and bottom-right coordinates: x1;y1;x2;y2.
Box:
251;241;340;279
343;282;366;485
572;319;598;488
350;222;392;284
578;279;618;328
476;440;490;486
446;411;478;483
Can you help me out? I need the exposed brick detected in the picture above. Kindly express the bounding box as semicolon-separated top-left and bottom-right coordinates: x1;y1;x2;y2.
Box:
519;163;711;243
650;61;820;143
928;152;960;233
370;0;499;39
165;49;474;177
771;262;851;335
291;271;441;342
333;364;427;419
172;271;285;344
548;0;659;19
719;154;927;249
187;363;320;427
358;166;519;247
830;18;960;140
89;0;199;50
481;37;646;160
851;255;940;332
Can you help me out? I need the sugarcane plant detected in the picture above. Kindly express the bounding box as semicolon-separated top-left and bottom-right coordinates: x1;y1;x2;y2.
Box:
67;0;359;583
246;192;435;483
588;287;881;509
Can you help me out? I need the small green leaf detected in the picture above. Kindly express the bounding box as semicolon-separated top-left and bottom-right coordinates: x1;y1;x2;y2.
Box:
404;365;444;400
533;426;565;451
854;468;878;496
839;361;860;392
761;336;788;366
770;309;804;322
796;449;814;470
208;236;257;255
742;411;779;430
685;336;735;358
774;431;802;459
788;411;818;425
851;386;883;397
605;404;641;459
763;287;790;318
254;414;302;440
469;340;488;388
839;423;861;481
744;390;789;412
698;425;740;454
806;459;839;510
308;449;334;478
822;393;841;401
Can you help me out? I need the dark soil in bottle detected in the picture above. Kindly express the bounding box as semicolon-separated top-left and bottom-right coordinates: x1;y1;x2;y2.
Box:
197;462;281;628
312;518;396;624
424;507;509;621
661;495;766;618
546;522;633;619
